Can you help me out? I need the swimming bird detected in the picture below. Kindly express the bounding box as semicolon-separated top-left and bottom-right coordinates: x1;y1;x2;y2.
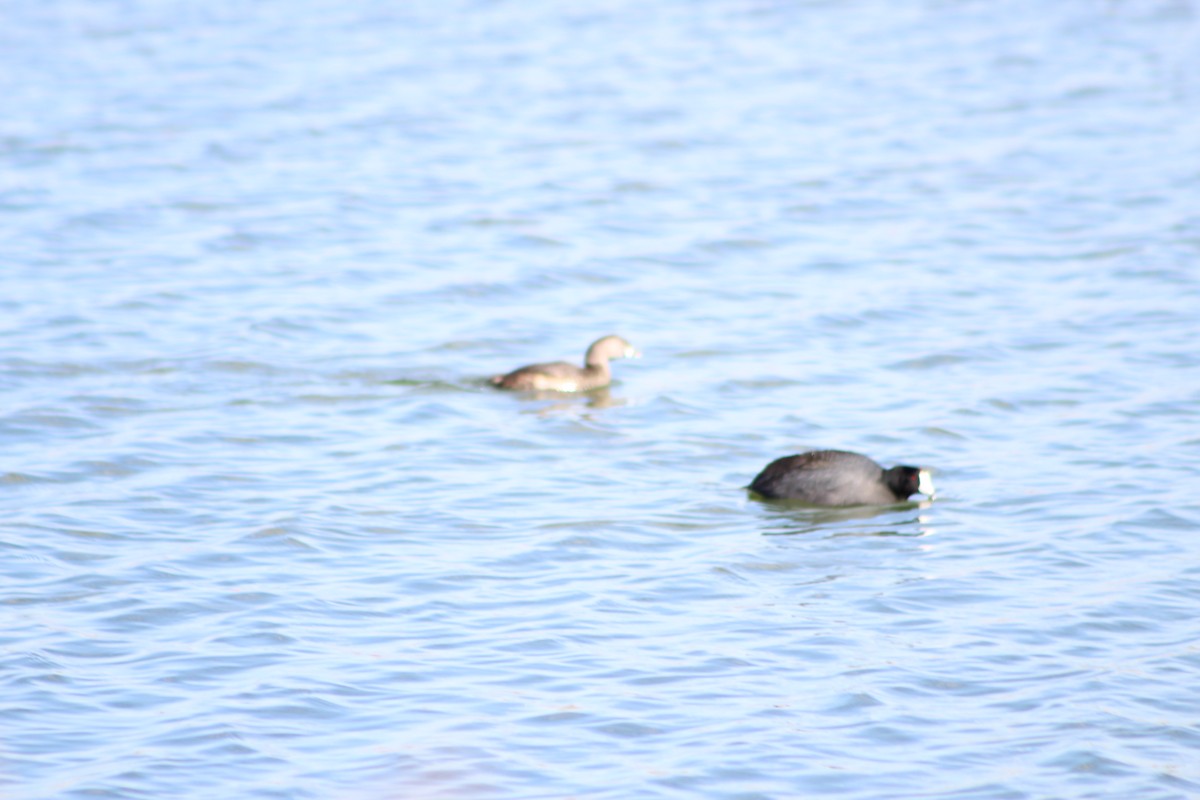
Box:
490;335;639;392
747;449;934;506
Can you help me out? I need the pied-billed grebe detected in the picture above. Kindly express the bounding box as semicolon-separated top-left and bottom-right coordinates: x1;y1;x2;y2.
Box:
491;335;639;392
748;450;935;506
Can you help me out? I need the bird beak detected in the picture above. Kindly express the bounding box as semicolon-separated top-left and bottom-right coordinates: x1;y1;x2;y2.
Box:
917;469;936;498
625;347;641;359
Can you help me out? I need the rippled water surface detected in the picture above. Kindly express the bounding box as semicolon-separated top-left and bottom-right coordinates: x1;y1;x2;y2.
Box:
4;1;1200;798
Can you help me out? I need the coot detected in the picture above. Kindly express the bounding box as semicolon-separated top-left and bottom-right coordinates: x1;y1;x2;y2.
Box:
748;449;934;506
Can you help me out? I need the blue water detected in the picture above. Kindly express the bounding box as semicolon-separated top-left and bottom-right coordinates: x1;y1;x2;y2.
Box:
4;1;1200;798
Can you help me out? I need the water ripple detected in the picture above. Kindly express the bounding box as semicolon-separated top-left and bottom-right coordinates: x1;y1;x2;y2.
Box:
4;0;1200;798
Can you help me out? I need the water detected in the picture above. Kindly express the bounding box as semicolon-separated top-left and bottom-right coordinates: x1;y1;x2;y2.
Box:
3;0;1200;797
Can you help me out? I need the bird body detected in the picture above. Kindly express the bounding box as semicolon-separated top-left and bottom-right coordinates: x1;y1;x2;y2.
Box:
491;335;638;392
748;449;934;506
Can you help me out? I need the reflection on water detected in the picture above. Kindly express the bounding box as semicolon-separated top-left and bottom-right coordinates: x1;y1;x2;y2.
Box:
519;385;628;414
754;500;936;537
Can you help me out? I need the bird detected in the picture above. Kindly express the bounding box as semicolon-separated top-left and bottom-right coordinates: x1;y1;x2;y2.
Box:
490;335;639;392
747;449;935;506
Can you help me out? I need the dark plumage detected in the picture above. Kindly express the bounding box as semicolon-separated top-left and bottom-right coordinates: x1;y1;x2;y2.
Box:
747;449;935;506
490;335;639;392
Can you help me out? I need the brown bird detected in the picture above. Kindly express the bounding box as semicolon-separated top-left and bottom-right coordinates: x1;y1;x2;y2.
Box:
491;335;639;392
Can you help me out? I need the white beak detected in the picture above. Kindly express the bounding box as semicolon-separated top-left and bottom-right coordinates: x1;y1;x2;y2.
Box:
916;469;936;498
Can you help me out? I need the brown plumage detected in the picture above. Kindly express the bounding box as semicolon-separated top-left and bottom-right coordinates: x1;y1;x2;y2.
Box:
491;335;639;392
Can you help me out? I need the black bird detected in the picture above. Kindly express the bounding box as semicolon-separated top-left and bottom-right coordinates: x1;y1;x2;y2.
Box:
748;450;935;506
